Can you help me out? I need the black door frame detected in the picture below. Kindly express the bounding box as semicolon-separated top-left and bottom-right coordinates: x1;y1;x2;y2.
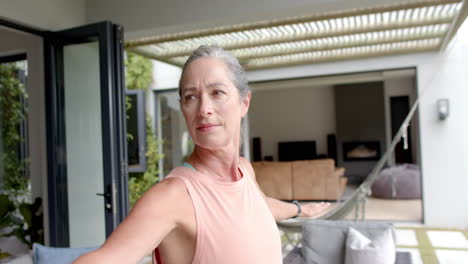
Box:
44;21;128;246
0;19;129;247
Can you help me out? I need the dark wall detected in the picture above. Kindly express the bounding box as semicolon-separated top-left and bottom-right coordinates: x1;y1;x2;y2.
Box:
334;81;386;183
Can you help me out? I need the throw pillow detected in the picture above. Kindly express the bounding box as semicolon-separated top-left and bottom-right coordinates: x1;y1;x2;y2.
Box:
301;220;396;264
33;243;98;264
345;227;396;264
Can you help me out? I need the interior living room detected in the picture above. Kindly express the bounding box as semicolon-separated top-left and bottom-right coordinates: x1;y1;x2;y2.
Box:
248;68;423;222
1;0;468;263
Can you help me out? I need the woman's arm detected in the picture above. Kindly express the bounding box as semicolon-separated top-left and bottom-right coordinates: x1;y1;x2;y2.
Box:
74;178;188;263
240;157;330;221
264;197;330;221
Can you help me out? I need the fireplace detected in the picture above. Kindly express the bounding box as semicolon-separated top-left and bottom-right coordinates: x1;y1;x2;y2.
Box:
343;141;381;161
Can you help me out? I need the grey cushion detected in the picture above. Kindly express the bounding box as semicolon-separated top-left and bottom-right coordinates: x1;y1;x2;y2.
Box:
395;252;412;264
283;247;304;264
301;220;396;264
33;243;98;264
345;227;396;264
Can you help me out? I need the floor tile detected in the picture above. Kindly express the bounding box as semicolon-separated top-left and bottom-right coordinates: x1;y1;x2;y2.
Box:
427;231;468;249
396;229;419;246
435;249;468;264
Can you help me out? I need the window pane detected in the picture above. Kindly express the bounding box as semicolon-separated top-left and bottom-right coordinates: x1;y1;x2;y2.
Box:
127;94;140;166
63;42;105;247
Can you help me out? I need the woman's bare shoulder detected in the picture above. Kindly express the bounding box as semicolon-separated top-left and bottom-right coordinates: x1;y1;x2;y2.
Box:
239;157;256;179
146;176;186;196
142;167;190;197
136;174;190;213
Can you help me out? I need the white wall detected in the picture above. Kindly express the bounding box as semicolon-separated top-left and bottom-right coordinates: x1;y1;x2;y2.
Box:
85;0;414;40
249;85;335;161
0;0;86;30
247;21;468;229
0;27;49;242
152;60;182;90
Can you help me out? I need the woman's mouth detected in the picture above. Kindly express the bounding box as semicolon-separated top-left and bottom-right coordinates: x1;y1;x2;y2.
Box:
197;123;219;132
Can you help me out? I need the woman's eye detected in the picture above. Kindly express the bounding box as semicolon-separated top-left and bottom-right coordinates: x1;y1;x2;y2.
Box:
184;94;198;102
212;90;226;97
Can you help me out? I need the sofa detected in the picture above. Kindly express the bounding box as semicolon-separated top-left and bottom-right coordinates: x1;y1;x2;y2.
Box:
0;243;97;264
282;219;412;264
252;159;347;201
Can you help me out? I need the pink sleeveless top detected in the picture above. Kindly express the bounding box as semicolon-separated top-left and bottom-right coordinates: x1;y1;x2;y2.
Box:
165;163;282;264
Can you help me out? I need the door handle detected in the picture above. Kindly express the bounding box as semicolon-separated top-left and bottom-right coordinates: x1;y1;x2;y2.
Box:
96;184;113;212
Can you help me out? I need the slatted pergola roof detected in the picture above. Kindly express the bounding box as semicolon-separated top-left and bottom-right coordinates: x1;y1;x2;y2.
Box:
125;0;467;70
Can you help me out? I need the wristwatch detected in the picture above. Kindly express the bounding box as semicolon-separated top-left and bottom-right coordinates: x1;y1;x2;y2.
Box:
292;200;302;218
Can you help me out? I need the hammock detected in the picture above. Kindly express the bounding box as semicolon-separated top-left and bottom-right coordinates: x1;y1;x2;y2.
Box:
278;95;421;232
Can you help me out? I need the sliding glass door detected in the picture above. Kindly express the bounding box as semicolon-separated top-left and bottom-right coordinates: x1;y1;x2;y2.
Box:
44;22;128;247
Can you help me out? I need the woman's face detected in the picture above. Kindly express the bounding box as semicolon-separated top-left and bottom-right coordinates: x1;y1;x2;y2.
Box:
179;57;251;151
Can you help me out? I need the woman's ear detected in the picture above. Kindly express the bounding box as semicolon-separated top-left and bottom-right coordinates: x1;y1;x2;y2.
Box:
241;91;251;117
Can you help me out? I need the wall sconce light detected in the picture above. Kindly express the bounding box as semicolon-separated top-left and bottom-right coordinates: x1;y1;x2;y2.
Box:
437;99;449;120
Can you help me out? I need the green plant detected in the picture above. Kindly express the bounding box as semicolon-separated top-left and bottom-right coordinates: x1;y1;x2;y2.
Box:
0;64;29;198
125;52;153;92
125;52;164;207
128;116;164;207
0;194;43;252
0;250;11;259
125;52;152;143
0;63;42;258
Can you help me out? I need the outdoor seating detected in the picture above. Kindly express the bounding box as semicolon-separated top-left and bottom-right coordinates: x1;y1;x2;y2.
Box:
0;243;97;264
282;219;413;264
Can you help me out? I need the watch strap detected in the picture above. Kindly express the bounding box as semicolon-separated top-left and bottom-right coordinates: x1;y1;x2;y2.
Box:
292;200;302;218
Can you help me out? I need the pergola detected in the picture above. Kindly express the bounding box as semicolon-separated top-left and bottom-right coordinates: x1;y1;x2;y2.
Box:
125;0;467;70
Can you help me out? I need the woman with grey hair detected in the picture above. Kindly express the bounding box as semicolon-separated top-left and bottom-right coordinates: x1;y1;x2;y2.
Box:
75;45;330;264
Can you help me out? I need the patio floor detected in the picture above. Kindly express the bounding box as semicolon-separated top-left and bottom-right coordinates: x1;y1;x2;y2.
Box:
396;226;468;264
341;183;423;222
344;197;422;221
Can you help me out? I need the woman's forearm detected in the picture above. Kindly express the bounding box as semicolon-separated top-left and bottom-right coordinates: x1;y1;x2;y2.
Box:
266;197;299;221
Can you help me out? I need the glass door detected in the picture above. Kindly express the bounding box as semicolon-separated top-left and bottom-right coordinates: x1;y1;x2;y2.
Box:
44;22;128;247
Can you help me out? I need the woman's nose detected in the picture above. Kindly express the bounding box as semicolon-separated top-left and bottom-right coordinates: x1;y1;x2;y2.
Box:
198;94;213;117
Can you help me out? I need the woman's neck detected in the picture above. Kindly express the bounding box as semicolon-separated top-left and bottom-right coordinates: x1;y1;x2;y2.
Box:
187;145;241;182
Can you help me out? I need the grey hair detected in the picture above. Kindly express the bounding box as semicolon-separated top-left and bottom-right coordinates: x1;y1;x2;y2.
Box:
180;45;250;156
179;45;250;98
